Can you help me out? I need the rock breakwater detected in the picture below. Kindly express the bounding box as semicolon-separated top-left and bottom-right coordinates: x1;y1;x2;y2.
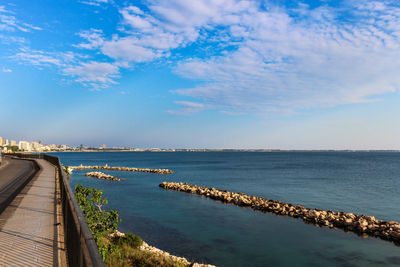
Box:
160;182;400;245
85;171;125;181
71;164;173;174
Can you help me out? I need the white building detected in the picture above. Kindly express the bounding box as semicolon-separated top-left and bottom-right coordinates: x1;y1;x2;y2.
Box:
19;141;32;151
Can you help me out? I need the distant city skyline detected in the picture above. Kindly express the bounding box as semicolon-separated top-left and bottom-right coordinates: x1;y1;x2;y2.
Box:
1;0;400;149
2;134;400;152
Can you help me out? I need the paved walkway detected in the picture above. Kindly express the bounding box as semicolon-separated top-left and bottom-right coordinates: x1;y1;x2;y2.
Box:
0;158;35;192
0;159;64;267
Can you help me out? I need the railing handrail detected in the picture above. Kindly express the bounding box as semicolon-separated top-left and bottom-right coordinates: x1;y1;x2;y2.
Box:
6;153;105;267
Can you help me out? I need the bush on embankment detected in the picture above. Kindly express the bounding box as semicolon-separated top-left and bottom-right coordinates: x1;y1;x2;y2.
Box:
75;184;189;267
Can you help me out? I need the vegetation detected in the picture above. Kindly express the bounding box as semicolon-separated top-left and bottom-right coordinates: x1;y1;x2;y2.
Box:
1;146;20;152
113;233;143;248
62;165;72;176
75;184;120;240
75;184;189;267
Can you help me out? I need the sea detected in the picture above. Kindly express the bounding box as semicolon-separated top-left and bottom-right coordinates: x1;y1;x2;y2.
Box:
51;151;400;267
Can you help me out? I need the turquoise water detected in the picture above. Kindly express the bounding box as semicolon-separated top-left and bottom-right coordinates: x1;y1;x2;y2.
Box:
53;152;400;266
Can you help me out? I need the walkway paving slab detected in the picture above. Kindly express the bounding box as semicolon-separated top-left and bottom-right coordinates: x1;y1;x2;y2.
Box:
0;159;64;267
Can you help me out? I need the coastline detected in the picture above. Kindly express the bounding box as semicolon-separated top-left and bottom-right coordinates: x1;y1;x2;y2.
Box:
48;149;400;153
111;230;216;267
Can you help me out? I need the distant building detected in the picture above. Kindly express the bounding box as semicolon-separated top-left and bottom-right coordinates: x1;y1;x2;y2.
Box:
10;140;17;146
0;137;3;146
31;142;43;151
41;145;51;151
19;141;31;151
100;144;106;149
4;139;9;146
49;144;58;150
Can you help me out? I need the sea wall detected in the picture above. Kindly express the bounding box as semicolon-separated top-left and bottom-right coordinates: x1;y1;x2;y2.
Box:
70;164;173;174
160;182;400;245
85;171;124;181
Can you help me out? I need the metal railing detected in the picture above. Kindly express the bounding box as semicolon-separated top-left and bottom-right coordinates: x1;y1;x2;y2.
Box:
7;153;105;267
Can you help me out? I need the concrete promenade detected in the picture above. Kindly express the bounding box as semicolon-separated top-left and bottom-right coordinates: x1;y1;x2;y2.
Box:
0;159;65;266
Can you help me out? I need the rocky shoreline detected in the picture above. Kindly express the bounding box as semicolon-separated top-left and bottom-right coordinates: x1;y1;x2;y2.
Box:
70;164;173;174
111;230;215;267
85;171;125;181
160;182;400;245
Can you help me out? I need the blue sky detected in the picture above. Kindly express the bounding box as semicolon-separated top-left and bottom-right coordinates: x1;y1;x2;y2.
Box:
1;0;400;149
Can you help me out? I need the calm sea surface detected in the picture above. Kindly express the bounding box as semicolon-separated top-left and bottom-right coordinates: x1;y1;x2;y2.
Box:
51;151;400;267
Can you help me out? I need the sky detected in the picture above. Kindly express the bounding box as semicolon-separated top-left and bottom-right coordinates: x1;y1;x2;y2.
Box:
1;0;400;149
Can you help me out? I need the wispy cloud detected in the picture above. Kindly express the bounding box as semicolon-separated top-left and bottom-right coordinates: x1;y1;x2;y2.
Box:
169;0;400;114
12;50;63;66
74;29;104;49
88;0;400;114
79;0;109;7
63;61;119;88
11;48;118;88
0;6;41;32
100;1;252;64
5;0;400;111
167;101;206;115
0;6;11;13
0;34;25;44
2;66;12;72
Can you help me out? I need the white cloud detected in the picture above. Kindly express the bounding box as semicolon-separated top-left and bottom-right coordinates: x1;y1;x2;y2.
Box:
11;48;119;88
0;7;41;32
0;6;10;13
169;0;400;114
167;101;205;115
6;0;400;110
12;50;63;66
0;34;25;44
22;23;42;31
2;66;12;72
63;61;119;88
74;29;104;49
102;36;163;62
100;1;252;64
80;0;109;6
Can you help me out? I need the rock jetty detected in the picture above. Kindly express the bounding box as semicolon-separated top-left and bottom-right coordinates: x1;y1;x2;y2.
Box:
70;164;173;174
160;182;400;245
85;171;125;181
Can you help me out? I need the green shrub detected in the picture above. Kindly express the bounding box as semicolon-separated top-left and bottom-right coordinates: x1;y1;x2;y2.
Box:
75;184;188;266
62;165;72;176
114;233;143;248
75;183;120;239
